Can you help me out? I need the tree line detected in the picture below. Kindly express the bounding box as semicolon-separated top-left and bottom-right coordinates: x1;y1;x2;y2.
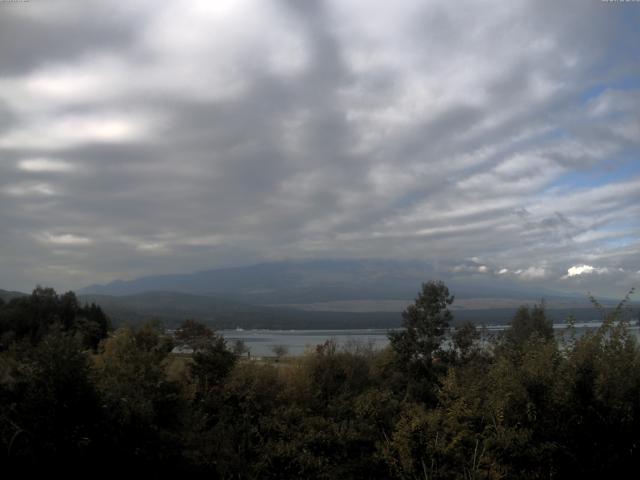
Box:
0;282;638;477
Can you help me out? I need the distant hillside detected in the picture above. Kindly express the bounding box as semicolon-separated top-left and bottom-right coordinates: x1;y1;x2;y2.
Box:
5;259;635;329
0;288;27;302
1;286;633;330
78;290;404;330
79;259;579;304
76;290;634;331
75;259;637;329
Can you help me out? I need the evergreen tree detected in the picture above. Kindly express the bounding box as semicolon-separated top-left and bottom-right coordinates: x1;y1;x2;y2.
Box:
388;280;453;400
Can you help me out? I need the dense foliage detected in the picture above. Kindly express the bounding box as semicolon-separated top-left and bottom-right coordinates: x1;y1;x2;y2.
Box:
1;282;639;477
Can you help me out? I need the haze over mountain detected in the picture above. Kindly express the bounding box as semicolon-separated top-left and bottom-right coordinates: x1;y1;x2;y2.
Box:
76;259;640;328
81;260;526;298
80;259;596;307
5;260;635;330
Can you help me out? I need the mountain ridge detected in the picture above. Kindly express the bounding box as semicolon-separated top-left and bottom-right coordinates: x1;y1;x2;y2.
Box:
79;259;582;304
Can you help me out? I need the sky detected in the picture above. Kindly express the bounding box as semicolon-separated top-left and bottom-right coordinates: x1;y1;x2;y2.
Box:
0;0;639;297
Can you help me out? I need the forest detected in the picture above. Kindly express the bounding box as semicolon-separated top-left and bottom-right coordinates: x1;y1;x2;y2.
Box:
1;282;639;478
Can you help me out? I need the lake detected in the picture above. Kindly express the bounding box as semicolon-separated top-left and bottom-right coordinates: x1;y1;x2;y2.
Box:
219;321;640;357
220;328;391;357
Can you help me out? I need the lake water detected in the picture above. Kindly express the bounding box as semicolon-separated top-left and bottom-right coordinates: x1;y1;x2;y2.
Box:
220;322;640;357
220;328;391;357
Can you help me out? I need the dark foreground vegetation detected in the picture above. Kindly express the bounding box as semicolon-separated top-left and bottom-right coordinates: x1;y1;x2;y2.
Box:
1;283;638;478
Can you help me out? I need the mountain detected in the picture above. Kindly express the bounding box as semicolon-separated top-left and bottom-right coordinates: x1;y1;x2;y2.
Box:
0;288;27;302
3;264;633;329
79;259;575;304
77;289;629;330
3;262;634;329
76;290;625;330
76;259;629;328
77;290;403;330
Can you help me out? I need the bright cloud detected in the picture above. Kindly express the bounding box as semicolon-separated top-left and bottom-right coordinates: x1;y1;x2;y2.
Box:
515;267;548;280
18;158;74;173
564;264;609;278
41;233;92;246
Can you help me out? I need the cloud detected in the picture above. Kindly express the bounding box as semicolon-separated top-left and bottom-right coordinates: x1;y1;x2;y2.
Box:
0;0;638;296
451;262;491;275
514;267;549;281
18;158;74;173
564;264;609;278
2;182;57;196
566;265;595;277
0;112;154;149
41;233;92;246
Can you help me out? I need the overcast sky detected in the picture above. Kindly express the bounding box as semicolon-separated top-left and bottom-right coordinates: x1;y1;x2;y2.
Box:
0;0;639;296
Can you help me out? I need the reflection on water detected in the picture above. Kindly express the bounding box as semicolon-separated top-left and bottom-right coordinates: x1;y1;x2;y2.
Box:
220;322;640;357
220;329;391;357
